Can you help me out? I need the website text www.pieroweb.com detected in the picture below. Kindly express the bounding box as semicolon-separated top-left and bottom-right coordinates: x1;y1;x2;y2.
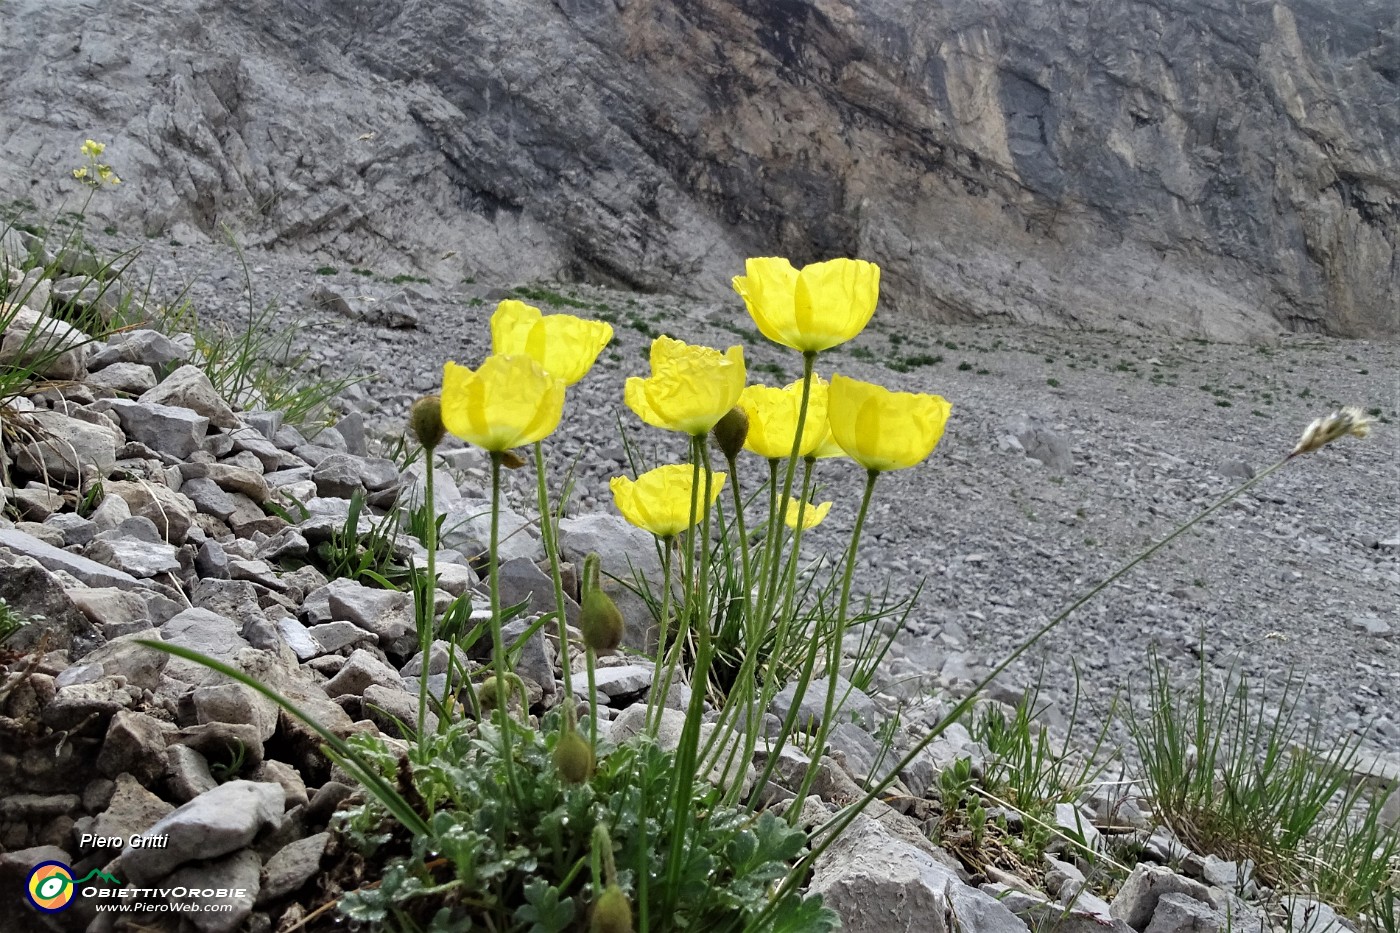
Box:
25;843;246;918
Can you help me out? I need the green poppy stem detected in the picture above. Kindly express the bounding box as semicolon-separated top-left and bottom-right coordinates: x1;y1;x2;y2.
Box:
585;645;600;750
751;459;778;625
724;450;755;629
759;352;817;623
488;451;519;804
663;450;719;907
777;455;817;623
533;441;576;724
645;539;676;736
788;467;879;819
416;449;437;748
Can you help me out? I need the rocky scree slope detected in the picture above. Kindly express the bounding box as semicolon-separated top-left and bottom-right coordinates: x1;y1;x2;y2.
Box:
3;233;1398;933
135;231;1400;766
1;0;1397;338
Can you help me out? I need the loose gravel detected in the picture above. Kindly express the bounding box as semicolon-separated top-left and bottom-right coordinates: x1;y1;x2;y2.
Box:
131;236;1400;760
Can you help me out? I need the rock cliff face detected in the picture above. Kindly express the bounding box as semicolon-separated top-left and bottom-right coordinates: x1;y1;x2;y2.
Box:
1;0;1395;339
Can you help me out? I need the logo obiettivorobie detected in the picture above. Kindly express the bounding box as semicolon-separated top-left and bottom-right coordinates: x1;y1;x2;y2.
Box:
25;862;121;913
26;862;75;913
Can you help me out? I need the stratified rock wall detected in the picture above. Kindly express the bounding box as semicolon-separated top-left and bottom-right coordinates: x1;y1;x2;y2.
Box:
1;0;1395;338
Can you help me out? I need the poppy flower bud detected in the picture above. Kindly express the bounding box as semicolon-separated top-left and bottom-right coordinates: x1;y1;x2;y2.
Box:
500;449;529;469
409;395;446;450
590;885;634;933
581;588;624;652
579;554;624;651
477;675;500;713
711;406;749;460
553;727;595;783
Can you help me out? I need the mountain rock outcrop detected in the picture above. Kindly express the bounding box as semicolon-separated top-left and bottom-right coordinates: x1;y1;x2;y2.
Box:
1;0;1396;339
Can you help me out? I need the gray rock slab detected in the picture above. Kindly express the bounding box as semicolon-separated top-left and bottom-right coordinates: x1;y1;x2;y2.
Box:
140;363;241;429
809;812;1030;933
166;848;260;933
159;607;253;683
257;831;329;904
84;535;182;577
96;709;173;783
101;398;210;460
117;780;284;884
14;409;120;483
324;648;405;697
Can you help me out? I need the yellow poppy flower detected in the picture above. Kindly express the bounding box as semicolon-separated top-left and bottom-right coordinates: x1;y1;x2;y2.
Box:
624;336;746;435
828;374;951;472
737;375;829;460
783;496;832;530
732;257;880;353
609;464;727;538
806;422;847;460
440;355;565;452
490;299;613;386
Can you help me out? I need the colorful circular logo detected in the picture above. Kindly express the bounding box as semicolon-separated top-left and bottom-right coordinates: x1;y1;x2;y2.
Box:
26;861;75;913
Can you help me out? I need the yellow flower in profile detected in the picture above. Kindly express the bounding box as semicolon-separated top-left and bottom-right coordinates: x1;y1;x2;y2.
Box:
490;299;613;386
737;375;829;460
440;355;565;452
732;257;880;353
610;464;727;538
828;374;951;472
81;139;106;159
783;496;832;530
806;423;847;461
625;336;746;435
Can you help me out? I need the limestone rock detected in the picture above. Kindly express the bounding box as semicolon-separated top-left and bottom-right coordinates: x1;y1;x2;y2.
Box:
116;780;284;884
810;813;1029;933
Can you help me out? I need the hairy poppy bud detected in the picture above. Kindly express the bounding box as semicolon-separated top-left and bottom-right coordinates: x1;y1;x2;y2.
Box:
579;554;624;651
553;727;595;783
500;449;529;469
409;395;446;450
711;406;749;460
477;675;500;713
580;588;624;652
590;885;634;933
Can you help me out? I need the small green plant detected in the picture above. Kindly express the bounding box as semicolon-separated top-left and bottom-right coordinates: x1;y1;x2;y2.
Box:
208;738;249;783
753;360;786;381
957;361;973;371
328;717;833;931
315;265;338;275
310;490;407;588
1131;648;1400;920
0;597;32;646
513;284;598;311
1046;377;1060;387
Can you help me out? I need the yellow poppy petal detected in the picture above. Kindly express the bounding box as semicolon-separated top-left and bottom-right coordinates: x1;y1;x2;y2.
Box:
441;355;565;452
783;497;832;530
828;374;951;472
737;375;829;459
491;299;613;386
733;257;801;350
626;338;746;435
610;465;727;538
794;259;880;352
